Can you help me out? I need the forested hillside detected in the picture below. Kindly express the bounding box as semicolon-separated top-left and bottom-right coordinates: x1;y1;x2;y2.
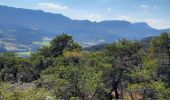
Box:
0;33;170;100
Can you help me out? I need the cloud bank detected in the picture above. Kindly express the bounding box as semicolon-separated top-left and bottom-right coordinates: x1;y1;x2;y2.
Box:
37;2;68;11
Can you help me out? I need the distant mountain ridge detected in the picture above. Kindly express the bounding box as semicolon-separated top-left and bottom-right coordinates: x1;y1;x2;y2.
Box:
0;5;169;52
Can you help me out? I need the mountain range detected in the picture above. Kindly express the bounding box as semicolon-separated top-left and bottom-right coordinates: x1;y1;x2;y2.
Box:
0;5;170;52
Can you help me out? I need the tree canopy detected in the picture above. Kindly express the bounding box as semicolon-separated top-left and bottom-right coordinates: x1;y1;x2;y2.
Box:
0;33;170;100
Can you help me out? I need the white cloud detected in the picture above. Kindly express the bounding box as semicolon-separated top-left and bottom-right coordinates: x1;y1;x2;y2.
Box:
145;18;164;24
107;8;112;11
141;5;149;8
83;14;103;21
116;15;138;22
98;39;106;43
37;2;69;11
116;15;170;29
144;18;170;29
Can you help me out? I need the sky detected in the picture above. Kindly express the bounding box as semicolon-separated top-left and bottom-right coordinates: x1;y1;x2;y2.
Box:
0;0;170;29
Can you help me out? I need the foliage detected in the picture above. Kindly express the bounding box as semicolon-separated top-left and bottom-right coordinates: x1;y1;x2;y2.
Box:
0;81;55;100
0;33;170;99
38;55;104;99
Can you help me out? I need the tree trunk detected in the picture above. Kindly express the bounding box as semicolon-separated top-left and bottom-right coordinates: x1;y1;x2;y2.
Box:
130;93;134;100
90;89;99;100
109;88;114;100
109;80;120;100
120;85;123;100
114;80;120;100
115;87;119;100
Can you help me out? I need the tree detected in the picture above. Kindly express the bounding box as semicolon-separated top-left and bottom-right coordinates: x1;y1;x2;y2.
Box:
106;39;142;100
128;33;170;99
29;53;53;80
38;46;51;58
129;56;170;99
50;34;81;57
149;32;170;86
37;52;103;99
0;53;18;82
0;52;38;83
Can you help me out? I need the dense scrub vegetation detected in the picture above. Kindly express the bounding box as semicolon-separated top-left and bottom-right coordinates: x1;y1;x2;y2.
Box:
0;33;170;100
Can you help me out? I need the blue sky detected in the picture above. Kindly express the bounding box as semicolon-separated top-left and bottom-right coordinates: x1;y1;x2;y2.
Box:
0;0;170;29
